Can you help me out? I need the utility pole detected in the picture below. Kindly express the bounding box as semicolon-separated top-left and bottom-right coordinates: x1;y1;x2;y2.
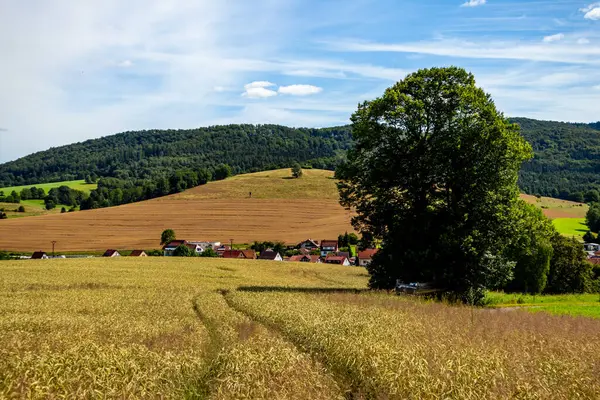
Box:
230;238;234;257
51;241;57;258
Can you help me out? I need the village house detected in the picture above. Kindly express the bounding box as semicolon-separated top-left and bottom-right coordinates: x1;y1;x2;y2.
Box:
324;254;350;266
258;249;283;261
222;249;257;259
31;251;48;259
163;240;188;256
129;250;147;257
297;239;319;250
103;249;120;257
288;254;322;263
186;243;205;255
320;240;338;257
357;249;378;267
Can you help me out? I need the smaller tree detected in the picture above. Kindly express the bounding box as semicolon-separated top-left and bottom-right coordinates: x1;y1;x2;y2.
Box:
586;203;600;233
213;164;233;181
291;163;303;179
17;205;25;213
45;200;56;210
161;229;176;245
583;231;597;243
173;244;195;257
546;234;594;294
61;207;67;213
199;248;218;257
0;212;7;220
585;190;600;204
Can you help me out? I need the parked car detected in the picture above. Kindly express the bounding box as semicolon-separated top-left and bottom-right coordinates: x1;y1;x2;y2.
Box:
395;280;437;295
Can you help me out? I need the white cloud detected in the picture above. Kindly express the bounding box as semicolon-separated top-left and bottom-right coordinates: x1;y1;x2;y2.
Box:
243;81;276;90
543;33;564;43
461;0;486;7
581;3;600;20
242;87;278;98
327;38;600;65
117;60;133;67
278;84;323;96
578;38;591;44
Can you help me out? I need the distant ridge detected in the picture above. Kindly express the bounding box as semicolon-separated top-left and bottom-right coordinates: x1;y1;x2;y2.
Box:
1;119;599;200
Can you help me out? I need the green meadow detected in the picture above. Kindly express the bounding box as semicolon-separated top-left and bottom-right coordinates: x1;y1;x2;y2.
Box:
0;179;97;194
486;291;600;319
552;217;588;238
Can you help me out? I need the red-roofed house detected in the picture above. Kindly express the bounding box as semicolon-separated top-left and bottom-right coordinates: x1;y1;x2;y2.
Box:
103;249;121;257
357;249;378;267
222;250;257;259
320;240;338;257
129;250;147;257
288;254;322;263
324;254;350;266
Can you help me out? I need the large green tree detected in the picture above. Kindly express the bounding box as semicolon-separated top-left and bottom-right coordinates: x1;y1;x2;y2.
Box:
545;234;594;294
337;67;532;303
586;203;600;233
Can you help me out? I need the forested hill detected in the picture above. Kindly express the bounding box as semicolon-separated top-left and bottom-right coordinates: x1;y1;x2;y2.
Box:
1;119;600;201
0;125;352;187
516;118;600;201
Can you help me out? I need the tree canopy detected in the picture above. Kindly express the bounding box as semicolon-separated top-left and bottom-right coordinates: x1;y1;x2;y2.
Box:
160;229;176;246
337;67;533;303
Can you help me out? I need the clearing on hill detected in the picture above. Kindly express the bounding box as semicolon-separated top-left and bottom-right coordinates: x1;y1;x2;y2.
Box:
0;179;97;194
0;169;354;251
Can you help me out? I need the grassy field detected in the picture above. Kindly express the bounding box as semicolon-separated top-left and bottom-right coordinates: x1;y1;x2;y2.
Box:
552;217;588;238
0;169;354;252
0;179;97;194
1;258;599;398
0;200;73;219
486;291;600;318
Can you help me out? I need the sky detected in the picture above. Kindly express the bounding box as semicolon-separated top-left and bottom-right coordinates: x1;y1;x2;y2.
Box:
1;0;599;163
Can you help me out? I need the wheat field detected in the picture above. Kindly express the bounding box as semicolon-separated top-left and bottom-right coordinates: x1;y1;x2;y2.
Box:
0;169;354;252
1;257;599;399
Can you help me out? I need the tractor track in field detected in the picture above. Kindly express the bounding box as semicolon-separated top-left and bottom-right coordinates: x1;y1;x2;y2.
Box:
219;289;365;400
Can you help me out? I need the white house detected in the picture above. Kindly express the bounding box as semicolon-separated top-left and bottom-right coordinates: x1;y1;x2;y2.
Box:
584;243;600;252
258;249;283;261
357;249;378;267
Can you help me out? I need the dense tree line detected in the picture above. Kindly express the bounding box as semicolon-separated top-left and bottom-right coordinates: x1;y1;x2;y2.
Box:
516;118;600;201
0;125;352;187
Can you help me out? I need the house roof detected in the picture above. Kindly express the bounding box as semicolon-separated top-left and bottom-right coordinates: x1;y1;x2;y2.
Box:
337;251;350;259
258;250;280;260
298;239;319;247
163;240;187;249
309;255;322;263
325;255;348;263
222;250;242;258
288;255;310;262
358;249;378;260
320;240;338;248
103;249;119;257
241;250;256;259
129;250;146;257
589;257;600;264
31;251;47;259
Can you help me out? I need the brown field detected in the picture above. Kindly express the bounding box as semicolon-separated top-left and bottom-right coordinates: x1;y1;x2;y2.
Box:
0;169;354;252
520;193;588;219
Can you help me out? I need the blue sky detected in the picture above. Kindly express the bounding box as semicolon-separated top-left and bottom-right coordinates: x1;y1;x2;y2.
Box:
1;0;599;162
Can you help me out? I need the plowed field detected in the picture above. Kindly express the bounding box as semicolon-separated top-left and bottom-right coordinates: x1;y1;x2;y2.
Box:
0;169;354;252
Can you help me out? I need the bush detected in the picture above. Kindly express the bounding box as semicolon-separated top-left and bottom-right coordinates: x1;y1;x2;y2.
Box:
199;248;218;257
61;207;67;213
17;206;25;213
173;244;195;257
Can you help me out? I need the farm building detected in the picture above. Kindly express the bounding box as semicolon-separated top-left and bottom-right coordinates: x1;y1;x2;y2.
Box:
103;249;121;257
258;249;283;261
31;251;48;259
324;254;350;266
320;240;338;257
222;250;257;259
288;254;321;263
186;243;205;255
357;249;378;267
163;240;188;256
129;250;147;257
